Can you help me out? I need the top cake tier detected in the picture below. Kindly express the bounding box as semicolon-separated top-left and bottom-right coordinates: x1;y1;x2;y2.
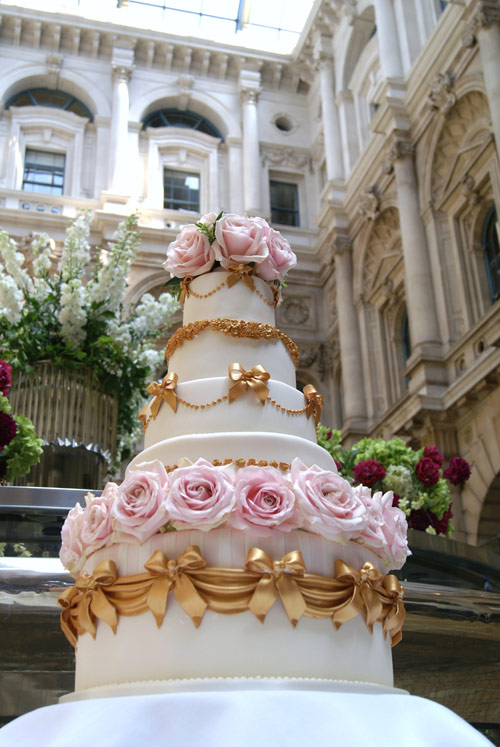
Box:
181;271;276;326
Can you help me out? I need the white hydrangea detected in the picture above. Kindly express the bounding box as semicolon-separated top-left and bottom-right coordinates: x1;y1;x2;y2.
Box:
58;213;92;283
136;347;164;376
129;292;179;341
0;267;23;323
58;278;87;346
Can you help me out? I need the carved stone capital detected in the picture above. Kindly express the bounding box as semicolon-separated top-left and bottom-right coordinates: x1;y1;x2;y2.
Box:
313;33;334;71
358;185;380;221
240;86;261;105
463;1;500;46
112;63;134;82
388;137;415;164
333;233;353;255
426;71;457;115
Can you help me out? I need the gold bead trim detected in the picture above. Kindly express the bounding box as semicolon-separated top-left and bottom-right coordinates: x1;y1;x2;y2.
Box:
179;272;278;308
164;458;291;473
165;319;300;369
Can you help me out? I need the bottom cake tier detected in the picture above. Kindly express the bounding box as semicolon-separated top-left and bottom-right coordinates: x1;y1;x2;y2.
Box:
71;528;397;693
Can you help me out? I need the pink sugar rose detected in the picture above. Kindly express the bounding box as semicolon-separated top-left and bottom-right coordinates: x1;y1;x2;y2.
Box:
60;502;86;575
352;484;386;549
229;466;300;534
80;484;116;553
378;491;409;570
112;460;168;542
291;459;367;542
166;458;236;530
163;223;215;278
214;214;268;269
256;228;297;283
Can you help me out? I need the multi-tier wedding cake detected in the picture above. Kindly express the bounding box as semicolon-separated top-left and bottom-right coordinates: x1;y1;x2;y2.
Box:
57;212;408;697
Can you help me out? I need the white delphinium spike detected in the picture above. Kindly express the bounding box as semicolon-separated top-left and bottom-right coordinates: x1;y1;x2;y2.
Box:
58;278;87;346
58;212;92;283
0;265;24;323
0;231;33;294
30;234;54;277
128;292;179;342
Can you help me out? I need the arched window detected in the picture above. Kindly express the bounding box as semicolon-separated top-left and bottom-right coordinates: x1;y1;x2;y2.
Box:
6;88;93;121
482;206;500;304
142;109;223;140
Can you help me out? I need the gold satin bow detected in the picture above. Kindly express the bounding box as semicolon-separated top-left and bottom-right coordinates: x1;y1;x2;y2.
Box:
332;559;387;633
146;372;178;418
245;548;307;627
303;384;324;427
228;363;270;405
179;276;193;306
144;547;208;628
380;574;406;646
226;264;255;291
60;560;119;642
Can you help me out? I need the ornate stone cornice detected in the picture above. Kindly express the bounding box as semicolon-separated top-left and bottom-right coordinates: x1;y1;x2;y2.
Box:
462;1;500;47
426;71;457;115
260;144;310;170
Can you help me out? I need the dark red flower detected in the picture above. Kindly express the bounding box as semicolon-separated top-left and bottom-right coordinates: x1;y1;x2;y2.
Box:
423;445;444;467
415;457;440;487
326;429;332;439
0;458;6;479
0;360;12;397
0;411;17;448
431;506;453;535
392;493;400;508
334;459;342;473
443;457;471;486
353;459;386;487
408;508;432;531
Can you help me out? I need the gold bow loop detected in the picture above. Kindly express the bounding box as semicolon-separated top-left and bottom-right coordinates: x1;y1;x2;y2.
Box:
146;372;178;418
303;385;324;427
228;363;270;406
332;559;385;632
226;264;255;291
381;575;406;646
179;276;194;306
144;547;208;628
73;560;119;639
245;548;307;627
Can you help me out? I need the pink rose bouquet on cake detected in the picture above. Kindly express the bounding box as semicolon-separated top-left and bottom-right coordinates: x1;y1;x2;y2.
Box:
166;458;236;530
112;460;169;542
229;466;300;535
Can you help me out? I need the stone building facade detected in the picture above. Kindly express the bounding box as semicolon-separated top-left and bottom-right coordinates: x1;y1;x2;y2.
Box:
0;0;499;546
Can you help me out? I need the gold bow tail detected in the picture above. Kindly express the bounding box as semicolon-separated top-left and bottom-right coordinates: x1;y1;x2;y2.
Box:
245;548;307;627
58;585;80;647
226;263;255;291
380;575;406;646
228;363;270;405
179;276;193;306
73;560;119;639
303;385;324;428
144;547;208;628
138;403;150;433
146;372;178;418
331;560;385;632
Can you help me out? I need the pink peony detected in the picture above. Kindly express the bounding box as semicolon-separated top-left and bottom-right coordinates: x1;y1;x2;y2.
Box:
112;460;169;542
0;360;12;397
423;445;444;467
256;228;297;283
229;466;300;534
0;411;17;448
378;491;409;569
352;484;385;549
291;459;367;542
163;224;215;278
166;459;236;530
353;459;386;487
60;502;86;574
80;485;116;553
443;457;471;486
415;457;440;487
214;214;268;269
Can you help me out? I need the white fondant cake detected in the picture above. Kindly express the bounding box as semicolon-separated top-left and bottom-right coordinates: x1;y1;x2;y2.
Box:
59;217;408;699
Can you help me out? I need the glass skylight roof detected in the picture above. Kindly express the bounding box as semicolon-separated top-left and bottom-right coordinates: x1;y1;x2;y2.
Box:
10;0;315;55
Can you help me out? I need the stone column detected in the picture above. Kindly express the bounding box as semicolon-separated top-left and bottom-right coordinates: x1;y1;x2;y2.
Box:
390;137;440;349
333;235;367;432
465;2;500;154
373;0;403;79
314;35;344;182
239;70;262;215
109;45;134;194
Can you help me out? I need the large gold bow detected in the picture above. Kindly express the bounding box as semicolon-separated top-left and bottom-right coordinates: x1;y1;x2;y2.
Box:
228;363;270;405
226;264;255;291
144;547;208;628
146;372;178;418
303;384;324;427
179;276;193;306
58;560;119;642
245;548;307;627
332;560;387;633
380;574;406;646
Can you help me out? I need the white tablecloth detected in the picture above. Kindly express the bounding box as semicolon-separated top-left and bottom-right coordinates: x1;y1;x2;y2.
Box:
0;685;493;747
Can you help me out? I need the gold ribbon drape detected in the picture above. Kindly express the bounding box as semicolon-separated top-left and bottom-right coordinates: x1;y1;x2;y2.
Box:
58;549;405;649
228;363;270;405
146;372;178;417
226;264;255;291
179;276;194;305
303;384;324;427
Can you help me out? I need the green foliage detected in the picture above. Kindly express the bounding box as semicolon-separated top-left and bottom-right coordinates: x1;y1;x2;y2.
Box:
0;395;43;481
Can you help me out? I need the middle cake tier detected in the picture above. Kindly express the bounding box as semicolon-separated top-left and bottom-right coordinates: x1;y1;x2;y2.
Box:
144;377;317;445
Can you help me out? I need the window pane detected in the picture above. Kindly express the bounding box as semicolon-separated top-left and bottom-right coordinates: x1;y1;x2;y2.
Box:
164;169;200;212
23;149;65;196
270;181;299;227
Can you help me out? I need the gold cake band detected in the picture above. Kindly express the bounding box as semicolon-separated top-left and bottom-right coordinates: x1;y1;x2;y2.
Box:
179;265;279;308
58;547;405;649
163;458;292;473
165;319;300;369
